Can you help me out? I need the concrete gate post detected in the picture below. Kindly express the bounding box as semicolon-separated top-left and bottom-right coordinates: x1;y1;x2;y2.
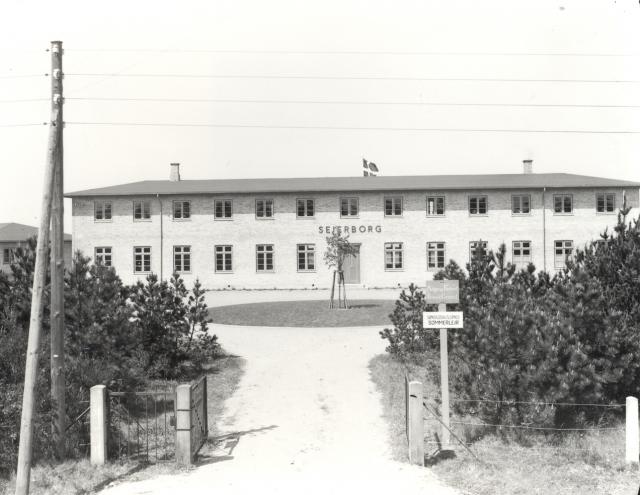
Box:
176;384;193;465
90;385;107;465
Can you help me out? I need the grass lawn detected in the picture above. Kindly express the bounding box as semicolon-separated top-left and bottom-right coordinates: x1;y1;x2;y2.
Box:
369;353;639;495
0;353;246;495
209;299;396;327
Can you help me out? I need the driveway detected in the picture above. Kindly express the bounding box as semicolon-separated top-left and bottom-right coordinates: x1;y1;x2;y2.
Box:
101;324;458;495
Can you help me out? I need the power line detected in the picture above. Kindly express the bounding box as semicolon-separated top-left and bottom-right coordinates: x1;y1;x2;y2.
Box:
64;96;640;109
0;98;48;103
64;73;640;84
0;122;47;127
64;121;640;134
63;48;640;57
0;74;47;79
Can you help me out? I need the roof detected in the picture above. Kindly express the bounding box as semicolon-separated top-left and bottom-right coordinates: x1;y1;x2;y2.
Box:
0;223;72;242
65;173;640;198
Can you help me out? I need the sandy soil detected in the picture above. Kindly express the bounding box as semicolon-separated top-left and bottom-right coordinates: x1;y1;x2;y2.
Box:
101;324;459;495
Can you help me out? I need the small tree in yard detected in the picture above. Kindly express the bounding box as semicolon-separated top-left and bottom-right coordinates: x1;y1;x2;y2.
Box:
324;231;358;309
185;278;219;368
128;273;220;379
379;283;437;360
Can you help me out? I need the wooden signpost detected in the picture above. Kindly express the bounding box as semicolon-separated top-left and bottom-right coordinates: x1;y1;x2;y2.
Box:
424;280;461;448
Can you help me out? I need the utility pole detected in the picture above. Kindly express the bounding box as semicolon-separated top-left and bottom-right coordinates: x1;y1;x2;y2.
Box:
14;41;63;495
50;40;66;460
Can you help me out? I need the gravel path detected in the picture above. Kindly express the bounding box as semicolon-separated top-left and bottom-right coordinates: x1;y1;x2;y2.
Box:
101;324;458;495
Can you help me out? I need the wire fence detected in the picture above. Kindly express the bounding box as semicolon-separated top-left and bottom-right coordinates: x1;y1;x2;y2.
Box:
448;397;626;408
419;393;628;464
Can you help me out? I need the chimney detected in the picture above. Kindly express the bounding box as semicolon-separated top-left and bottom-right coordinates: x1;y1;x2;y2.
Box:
522;159;533;174
170;162;181;181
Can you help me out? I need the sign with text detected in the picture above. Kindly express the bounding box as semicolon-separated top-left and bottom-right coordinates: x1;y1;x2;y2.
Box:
423;311;463;329
425;280;460;304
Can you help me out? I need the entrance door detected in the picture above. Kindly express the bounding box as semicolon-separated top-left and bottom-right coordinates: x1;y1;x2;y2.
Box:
342;244;361;284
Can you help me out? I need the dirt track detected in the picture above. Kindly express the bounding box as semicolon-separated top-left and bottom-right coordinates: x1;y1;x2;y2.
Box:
101;324;458;494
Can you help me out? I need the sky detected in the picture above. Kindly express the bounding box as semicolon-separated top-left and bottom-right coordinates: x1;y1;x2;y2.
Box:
1;0;639;229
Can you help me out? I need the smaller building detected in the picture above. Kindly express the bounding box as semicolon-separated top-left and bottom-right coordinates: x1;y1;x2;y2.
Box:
0;223;72;275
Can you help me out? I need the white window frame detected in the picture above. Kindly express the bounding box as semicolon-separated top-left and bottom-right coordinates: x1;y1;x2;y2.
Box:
173;245;191;274
554;240;573;269
172;200;191;220
256;244;274;272
134;246;151;273
469;241;488;261
95;246;112;267
384;196;403;217
596;192;615;214
340;197;359;218
214;199;233;220
553;194;573;215
2;248;14;265
384;242;404;270
133;200;151;221
94;201;112;222
426;196;445;217
512;240;532;269
426;242;445;271
215;245;233;272
511;194;531;215
297;244;316;271
296;198;315;218
255;198;274;219
469;195;488;216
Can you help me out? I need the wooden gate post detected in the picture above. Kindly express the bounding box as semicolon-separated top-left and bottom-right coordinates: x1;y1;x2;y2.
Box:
407;380;424;466
176;384;193;465
90;385;107;465
626;396;639;465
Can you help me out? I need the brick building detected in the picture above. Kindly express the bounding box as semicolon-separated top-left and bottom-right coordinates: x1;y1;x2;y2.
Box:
0;223;72;276
66;162;640;289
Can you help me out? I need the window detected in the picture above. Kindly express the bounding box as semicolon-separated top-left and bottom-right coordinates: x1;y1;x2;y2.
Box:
297;244;315;271
596;193;615;213
134;246;151;273
173;200;191;220
340;197;359;218
256;244;274;272
384;196;403;216
469;241;488;261
512;241;532;269
2;248;14;265
94;201;112;221
215;245;233;272
95;247;112;267
385;242;403;270
426;196;445;216
173;245;191;273
469;196;488;215
426;242;445;270
256;199;274;218
215;199;233;219
553;194;573;214
297;199;315;218
512;195;531;215
133;200;151;220
554;240;573;269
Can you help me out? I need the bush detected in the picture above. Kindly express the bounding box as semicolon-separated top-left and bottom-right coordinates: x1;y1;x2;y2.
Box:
0;242;220;478
379;283;437;359
129;274;219;379
381;209;640;428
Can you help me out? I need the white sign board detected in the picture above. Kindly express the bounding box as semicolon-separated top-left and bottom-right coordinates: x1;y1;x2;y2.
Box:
423;311;464;329
425;280;460;304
